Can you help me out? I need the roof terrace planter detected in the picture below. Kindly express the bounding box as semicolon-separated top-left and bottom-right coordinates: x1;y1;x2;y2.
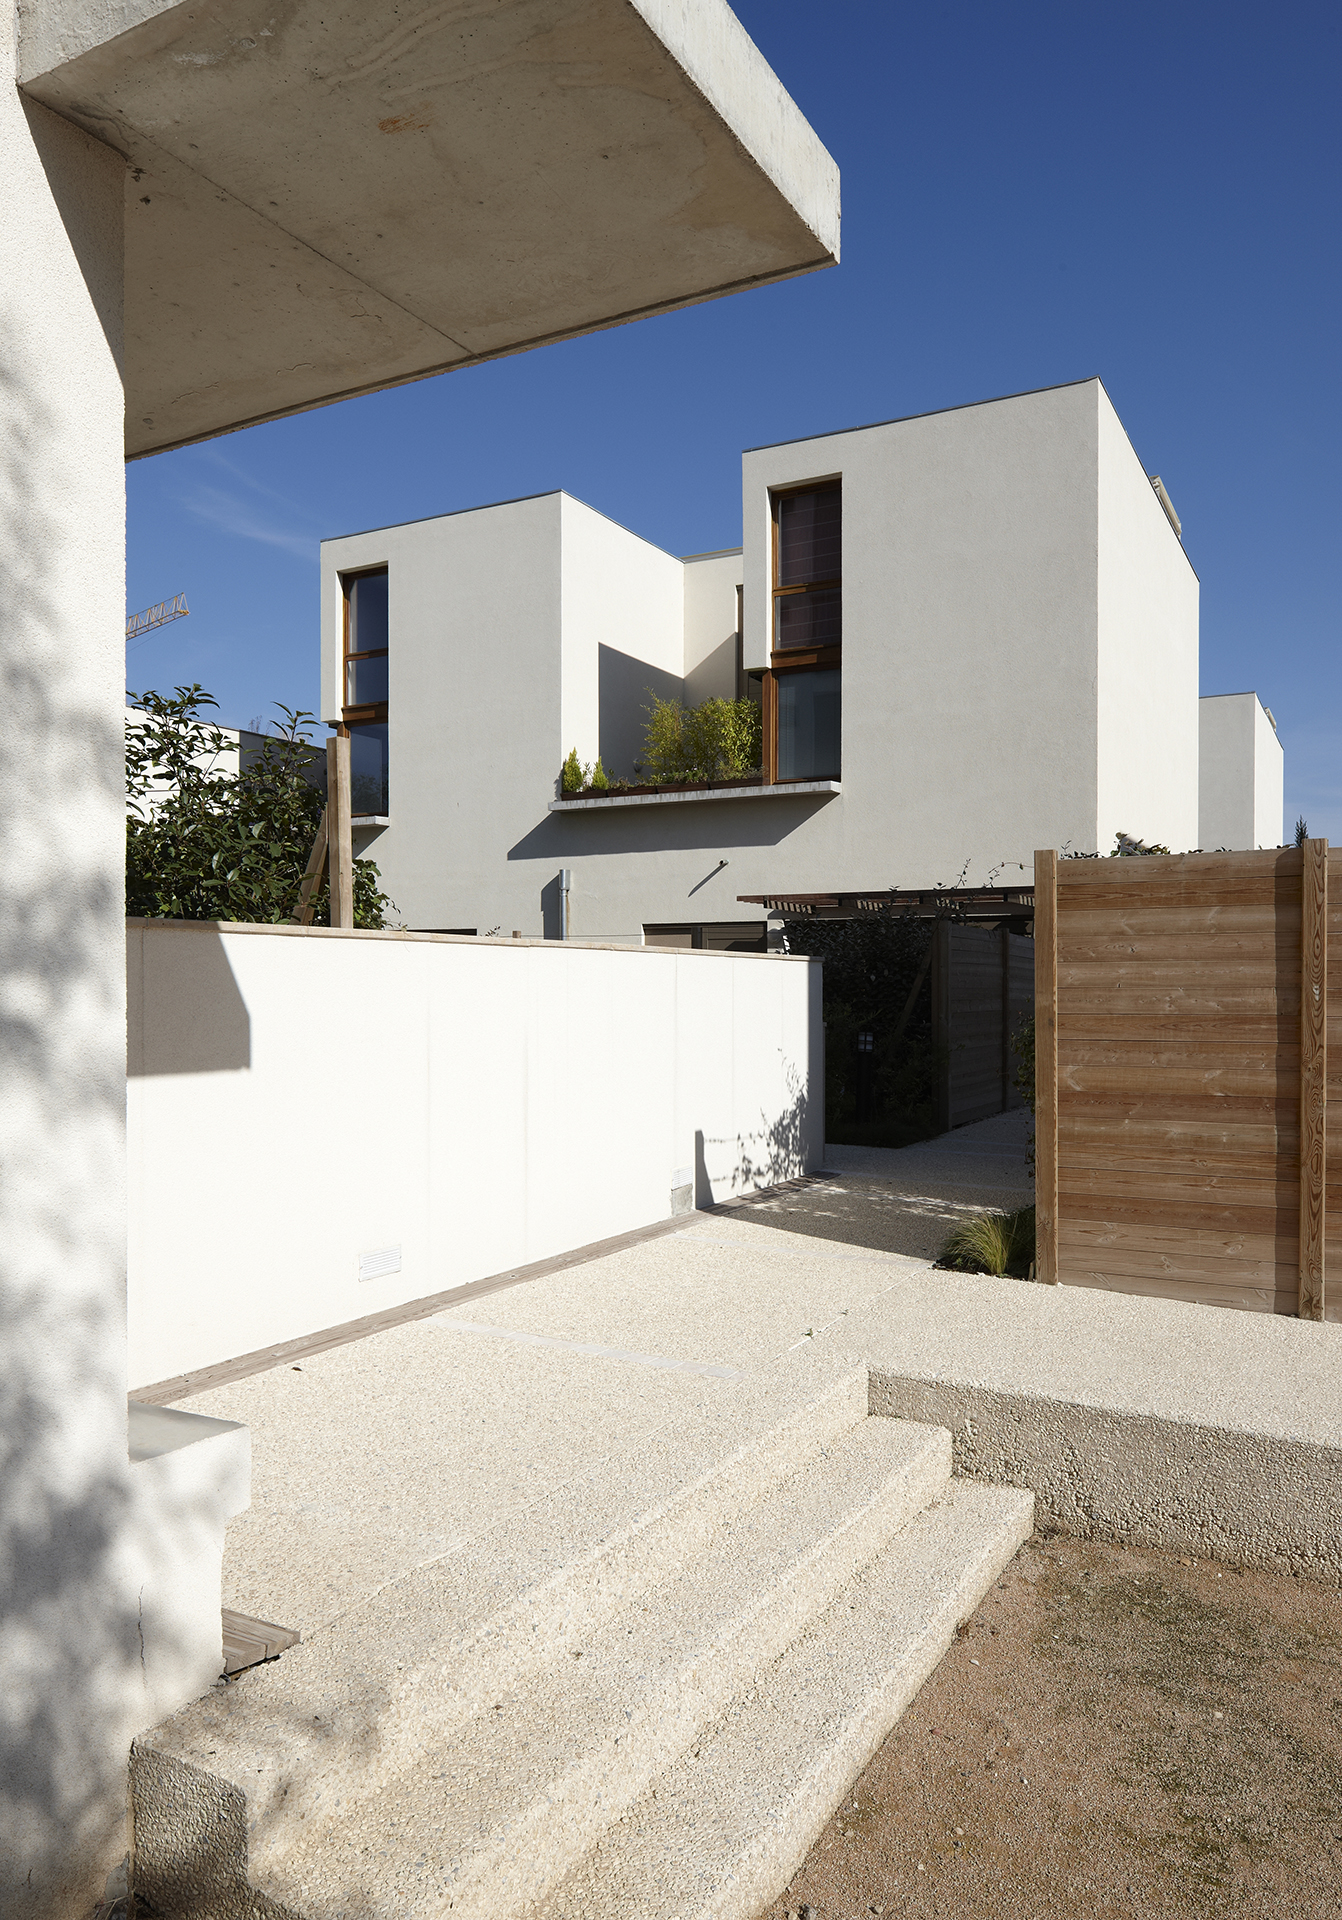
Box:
550;777;841;812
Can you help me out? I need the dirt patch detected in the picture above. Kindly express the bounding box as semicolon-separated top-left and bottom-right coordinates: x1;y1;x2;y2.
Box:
760;1534;1342;1920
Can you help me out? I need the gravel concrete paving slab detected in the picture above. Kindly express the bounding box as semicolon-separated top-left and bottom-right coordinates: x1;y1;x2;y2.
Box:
431;1221;929;1364
185;1101;1342;1634
760;1533;1342;1920
737;1113;1034;1262
720;1180;1003;1262
185;1326;742;1632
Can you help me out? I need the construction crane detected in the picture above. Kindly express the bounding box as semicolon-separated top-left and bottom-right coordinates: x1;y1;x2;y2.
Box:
126;593;189;644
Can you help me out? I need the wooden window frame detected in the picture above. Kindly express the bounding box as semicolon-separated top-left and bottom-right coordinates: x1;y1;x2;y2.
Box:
770;478;841;654
766;480;841;784
341;566;389;726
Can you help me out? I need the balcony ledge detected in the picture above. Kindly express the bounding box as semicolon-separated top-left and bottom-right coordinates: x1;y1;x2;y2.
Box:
550;780;840;813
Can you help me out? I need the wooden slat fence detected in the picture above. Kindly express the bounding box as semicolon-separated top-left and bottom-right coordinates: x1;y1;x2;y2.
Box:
1035;843;1336;1320
933;923;1034;1130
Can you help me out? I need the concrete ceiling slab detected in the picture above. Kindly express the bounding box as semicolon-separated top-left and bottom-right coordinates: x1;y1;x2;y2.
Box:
21;0;840;457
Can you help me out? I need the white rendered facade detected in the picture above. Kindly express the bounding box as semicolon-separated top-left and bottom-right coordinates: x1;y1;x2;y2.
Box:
4;4;837;1908
1199;692;1285;850
322;379;1222;942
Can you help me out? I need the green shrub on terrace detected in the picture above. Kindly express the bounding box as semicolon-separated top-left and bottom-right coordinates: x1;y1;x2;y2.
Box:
641;694;763;785
561;748;585;793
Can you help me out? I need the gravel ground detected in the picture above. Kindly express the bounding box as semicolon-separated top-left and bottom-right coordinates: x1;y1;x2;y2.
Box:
760;1532;1342;1920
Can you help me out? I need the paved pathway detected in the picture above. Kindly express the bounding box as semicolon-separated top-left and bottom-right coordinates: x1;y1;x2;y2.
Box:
734;1109;1033;1261
182;1117;1028;1634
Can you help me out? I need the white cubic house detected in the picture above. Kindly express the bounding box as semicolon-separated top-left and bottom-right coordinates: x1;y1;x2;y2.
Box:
322;378;1283;946
1199;691;1285;853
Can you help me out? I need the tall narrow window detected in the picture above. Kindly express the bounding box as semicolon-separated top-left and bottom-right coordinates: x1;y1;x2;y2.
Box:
773;483;841;650
342;568;389;816
766;482;841;782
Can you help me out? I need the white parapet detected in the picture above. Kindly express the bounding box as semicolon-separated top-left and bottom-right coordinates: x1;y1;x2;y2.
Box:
125;1404;251;1729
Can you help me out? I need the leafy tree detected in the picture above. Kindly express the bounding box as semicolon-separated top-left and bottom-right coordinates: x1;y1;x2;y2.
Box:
126;685;394;927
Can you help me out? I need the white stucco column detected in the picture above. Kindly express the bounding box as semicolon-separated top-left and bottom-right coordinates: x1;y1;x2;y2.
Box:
1;25;131;1915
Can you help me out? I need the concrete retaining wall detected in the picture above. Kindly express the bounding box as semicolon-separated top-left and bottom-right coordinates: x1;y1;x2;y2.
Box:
127;920;822;1389
871;1372;1342;1583
851;1266;1342;1583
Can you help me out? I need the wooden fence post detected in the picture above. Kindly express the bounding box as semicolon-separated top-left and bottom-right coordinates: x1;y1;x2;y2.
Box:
327;733;354;930
1034;849;1059;1284
1299;837;1328;1320
290;807;329;926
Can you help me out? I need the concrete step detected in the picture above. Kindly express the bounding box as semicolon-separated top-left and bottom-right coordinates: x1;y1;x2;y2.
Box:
261;1417;952;1918
534;1478;1035;1920
134;1360;873;1913
132;1367;1028;1920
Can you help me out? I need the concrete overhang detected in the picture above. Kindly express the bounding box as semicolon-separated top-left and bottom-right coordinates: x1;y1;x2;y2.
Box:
20;1;840;459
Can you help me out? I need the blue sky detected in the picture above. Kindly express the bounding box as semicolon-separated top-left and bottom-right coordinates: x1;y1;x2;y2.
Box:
126;0;1340;837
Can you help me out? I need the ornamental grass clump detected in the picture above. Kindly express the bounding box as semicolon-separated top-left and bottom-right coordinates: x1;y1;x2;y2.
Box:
939;1205;1036;1279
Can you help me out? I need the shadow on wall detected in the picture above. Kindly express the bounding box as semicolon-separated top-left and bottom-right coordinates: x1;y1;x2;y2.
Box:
598;644;683;782
684;631;738;707
127;926;251;1076
695;1072;812;1206
2;101;192;1915
508;790;831;863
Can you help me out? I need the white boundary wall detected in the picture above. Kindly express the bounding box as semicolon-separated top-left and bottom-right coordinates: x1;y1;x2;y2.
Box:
127;922;823;1388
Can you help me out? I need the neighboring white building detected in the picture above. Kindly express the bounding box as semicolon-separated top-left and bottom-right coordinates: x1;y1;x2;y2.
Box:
322;378;1270;945
124;708;328;818
1199;691;1285;850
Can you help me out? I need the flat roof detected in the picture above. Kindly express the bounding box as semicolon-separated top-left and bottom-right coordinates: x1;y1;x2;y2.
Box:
743;377;1100;455
744;374;1199;580
323;489;681;561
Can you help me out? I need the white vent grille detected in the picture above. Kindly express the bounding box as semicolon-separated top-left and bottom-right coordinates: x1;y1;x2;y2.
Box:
358;1246;402;1283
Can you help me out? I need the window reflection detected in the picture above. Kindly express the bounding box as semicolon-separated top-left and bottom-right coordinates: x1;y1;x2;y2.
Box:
775;585;841;650
346;654;389;706
777;486;842;588
348;723;389;817
348;572;388;653
776;670;841;781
